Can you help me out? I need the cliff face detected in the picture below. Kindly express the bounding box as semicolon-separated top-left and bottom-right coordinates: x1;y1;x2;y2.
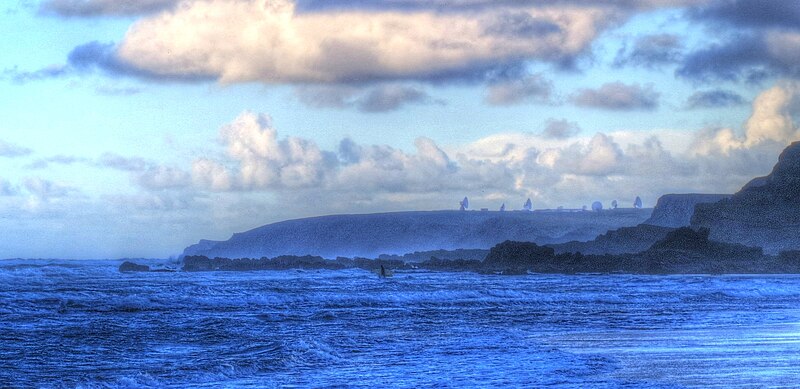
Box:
182;209;652;259
692;142;800;254
643;194;731;228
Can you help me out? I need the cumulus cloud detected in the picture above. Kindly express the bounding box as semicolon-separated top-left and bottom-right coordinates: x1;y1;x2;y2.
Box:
691;82;800;154
571;82;660;110
541;133;624;176
191;158;232;191
114;0;622;84
613;33;683;68
296;84;440;112
0;140;32;157
21;177;81;211
137;166;192;190
190;112;338;190
37;0;701;18
542;119;581;139
485;74;554;106
183;81;798;210
685;89;746;109
298;0;708;13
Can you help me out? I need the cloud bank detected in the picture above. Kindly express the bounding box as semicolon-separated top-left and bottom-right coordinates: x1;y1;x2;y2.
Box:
112;0;620;84
175;82;799;210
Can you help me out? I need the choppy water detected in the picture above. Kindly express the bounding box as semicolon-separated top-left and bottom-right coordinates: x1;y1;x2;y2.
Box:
2;259;800;388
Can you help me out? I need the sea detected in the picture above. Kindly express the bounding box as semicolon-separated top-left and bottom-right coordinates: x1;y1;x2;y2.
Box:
2;259;800;388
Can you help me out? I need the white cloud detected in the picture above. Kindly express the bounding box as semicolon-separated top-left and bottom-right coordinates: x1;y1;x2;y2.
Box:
68;82;799;218
744;82;799;146
691;82;800;155
192;158;232;191
137;166;192;190
116;0;622;84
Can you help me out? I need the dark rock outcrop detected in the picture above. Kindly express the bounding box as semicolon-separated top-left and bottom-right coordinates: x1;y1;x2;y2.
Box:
551;224;675;255
479;228;774;274
379;248;489;263
692;141;800;254
644;194;731;227
483;240;555;270
119;261;150;272
635;227;765;274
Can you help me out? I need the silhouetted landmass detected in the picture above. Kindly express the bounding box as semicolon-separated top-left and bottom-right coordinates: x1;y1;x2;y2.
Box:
693;141;800;254
378;248;489;263
182;209;653;259
180;227;800;274
182;255;408;273
480;228;793;275
550;224;675;255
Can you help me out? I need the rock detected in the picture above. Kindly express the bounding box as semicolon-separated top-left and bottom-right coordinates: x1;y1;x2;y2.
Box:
119;261;150;272
641;227;763;273
482;240;555;270
551;224;675;255
692;141;800;253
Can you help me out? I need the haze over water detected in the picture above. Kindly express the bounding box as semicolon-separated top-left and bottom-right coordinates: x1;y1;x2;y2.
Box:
2;259;799;387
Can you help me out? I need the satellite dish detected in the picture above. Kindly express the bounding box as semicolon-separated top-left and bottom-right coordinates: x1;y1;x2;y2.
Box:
523;198;532;211
460;196;469;211
592;201;603;212
500;203;506;212
634;196;643;209
611;200;618;209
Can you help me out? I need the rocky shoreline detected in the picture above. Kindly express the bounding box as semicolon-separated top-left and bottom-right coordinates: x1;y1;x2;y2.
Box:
144;227;800;276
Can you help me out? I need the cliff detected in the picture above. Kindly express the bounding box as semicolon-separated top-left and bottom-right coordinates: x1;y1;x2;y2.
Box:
182;209;652;259
643;193;731;227
692;141;800;254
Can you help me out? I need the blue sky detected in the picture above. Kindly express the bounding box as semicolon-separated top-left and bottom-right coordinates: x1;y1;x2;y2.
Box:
1;0;799;259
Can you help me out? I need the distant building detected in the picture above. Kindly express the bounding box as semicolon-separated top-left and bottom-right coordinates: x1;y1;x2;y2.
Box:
523;198;532;211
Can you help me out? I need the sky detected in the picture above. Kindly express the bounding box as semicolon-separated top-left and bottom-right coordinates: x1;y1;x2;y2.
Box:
2;0;800;259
